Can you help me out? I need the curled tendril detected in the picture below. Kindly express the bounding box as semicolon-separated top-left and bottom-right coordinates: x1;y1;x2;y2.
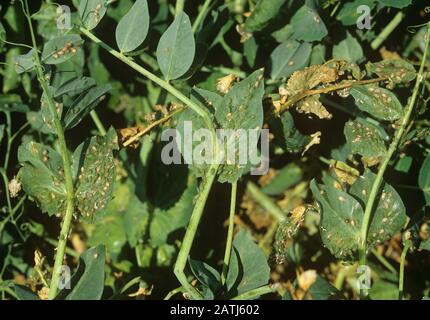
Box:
407;22;429;34
425;7;430;13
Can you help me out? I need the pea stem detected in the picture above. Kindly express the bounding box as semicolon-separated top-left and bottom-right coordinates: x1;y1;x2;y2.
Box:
398;241;411;300
221;182;237;286
22;0;75;300
192;0;213;33
371;11;404;50
358;22;430;298
246;181;285;222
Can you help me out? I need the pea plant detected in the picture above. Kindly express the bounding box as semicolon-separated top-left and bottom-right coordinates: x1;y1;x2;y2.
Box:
0;0;430;301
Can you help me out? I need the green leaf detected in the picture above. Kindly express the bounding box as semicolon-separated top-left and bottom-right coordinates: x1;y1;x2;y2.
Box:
18;141;67;217
231;229;270;295
0;125;4;146
349;169;407;247
350;85;403;121
73;127;118;219
420;238;430;251
290;4;327;42
149;177;197;246
244;36;258;67
123;195;150;248
0;95;29;113
88;44;110;84
333;32;363;63
87;211;127;256
0;22;6;51
376;0;412;8
64;245;106;300
41;34;84;65
369;272;399;300
64;84;111;130
86;182;129;256
176;89;216;178
366;59;416;84
344;120;387;158
394;155;412;173
3;48;20;93
14;285;40;300
310;180;363;260
225;248;240;292
156;12;195;80
215;69;265;183
4;4;25;34
189;259;221;294
262;163;302;195
40;86;62;134
418;153;430;205
79;0;107;30
54;77;97;98
337;0;375;26
115;0;150;53
271;111;311;154
307;275;340;300
14;49;35;74
244;0;286;32
269;40;311;80
310;44;326;65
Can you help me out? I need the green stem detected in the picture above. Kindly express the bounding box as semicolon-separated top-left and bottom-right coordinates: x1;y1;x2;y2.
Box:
43;237;79;259
398;241;411;300
164;286;184;300
90;110;107;136
358;22;430;298
246;181;285;221
192;0;212;33
0;170;12;215
230;285;274;300
174;164;219;300
3;112;12;171
175;0;185;16
371;12;404;50
371;248;397;274
221;182;237;286
22;0;75;300
201;65;247;78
